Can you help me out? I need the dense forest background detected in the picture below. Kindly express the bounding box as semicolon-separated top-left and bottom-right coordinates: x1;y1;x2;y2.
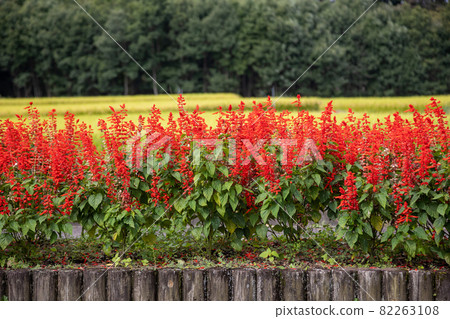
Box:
0;0;449;98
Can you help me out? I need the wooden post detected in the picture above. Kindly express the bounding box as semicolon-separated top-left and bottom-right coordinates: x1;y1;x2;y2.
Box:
332;269;355;301
232;269;256;301
206;268;229;301
7;269;31;301
383;269;408;301
0;269;5;300
409;270;433;301
256;269;279;301
107;268;131;301
82;268;107;301
307;269;330;301
32;269;57;301
58;269;82;301
357;269;381;301
435;271;450;301
280;269;304;301
157;269;181;301
132;269;156;301
183;269;205;301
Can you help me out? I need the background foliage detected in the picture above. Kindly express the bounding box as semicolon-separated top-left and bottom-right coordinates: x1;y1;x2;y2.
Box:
0;0;449;97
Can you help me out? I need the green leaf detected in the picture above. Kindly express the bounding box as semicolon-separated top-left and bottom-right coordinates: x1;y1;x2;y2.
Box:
27;219;37;233
410;194;420;207
346;232;358;249
213;192;221;206
309;187;319;200
405;241;417;257
218;166;229;176
88;193;103;210
62;223;72;235
437;204;448;216
142;233;157;244
0;234;14;249
392;235;402;250
203;187;214;201
217;206;226;217
10;221;20;233
311;211;321;223
174;198;187;213
230;236;243;251
291;186;303;203
230;193;238;211
328;200;337;212
361;201;373;218
93;212;105;227
434;216;446;234
256;224;268;239
312;174;321;186
261;209;271;223
79;200;88;211
232;214;245;228
444;253;450;266
212;180;222;192
125;217;135;229
381;226;395;243
211;215;221;230
191;227;202;241
225;220;237;234
220;193;229;206
270;203;280;218
414;227;428;240
397;224;410;234
255;193;267;204
223;181;233;191
358;192;369;203
418;213;428;225
282;187;290;200
435;231;444;245
206;162;216;176
305;178;314;189
198;197;207;207
170;171;181;182
260;248;271;258
139;182;150;192
375;192;387;209
249;213;259;227
363;223;373;238
286;203;296;217
21;224;29;237
235;184;243;195
271;225;282;233
370;214;383;232
338;213;349;228
188;200;196;211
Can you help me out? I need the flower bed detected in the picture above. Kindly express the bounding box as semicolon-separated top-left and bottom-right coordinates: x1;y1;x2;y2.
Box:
0;96;449;267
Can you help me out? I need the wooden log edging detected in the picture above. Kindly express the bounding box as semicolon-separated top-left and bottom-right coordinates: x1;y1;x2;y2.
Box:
1;267;449;301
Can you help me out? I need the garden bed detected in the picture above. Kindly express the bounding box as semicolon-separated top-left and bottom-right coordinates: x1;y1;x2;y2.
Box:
1;96;449;292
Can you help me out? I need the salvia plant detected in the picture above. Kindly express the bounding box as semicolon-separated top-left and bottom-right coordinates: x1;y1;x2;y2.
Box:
0;96;448;264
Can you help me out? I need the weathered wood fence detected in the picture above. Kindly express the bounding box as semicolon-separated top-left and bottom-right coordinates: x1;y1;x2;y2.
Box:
0;268;448;301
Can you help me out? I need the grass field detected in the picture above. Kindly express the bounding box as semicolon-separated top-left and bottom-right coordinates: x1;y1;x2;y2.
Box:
1;93;449;138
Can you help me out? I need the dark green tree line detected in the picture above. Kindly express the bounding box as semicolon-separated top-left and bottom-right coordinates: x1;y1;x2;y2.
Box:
0;0;448;97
